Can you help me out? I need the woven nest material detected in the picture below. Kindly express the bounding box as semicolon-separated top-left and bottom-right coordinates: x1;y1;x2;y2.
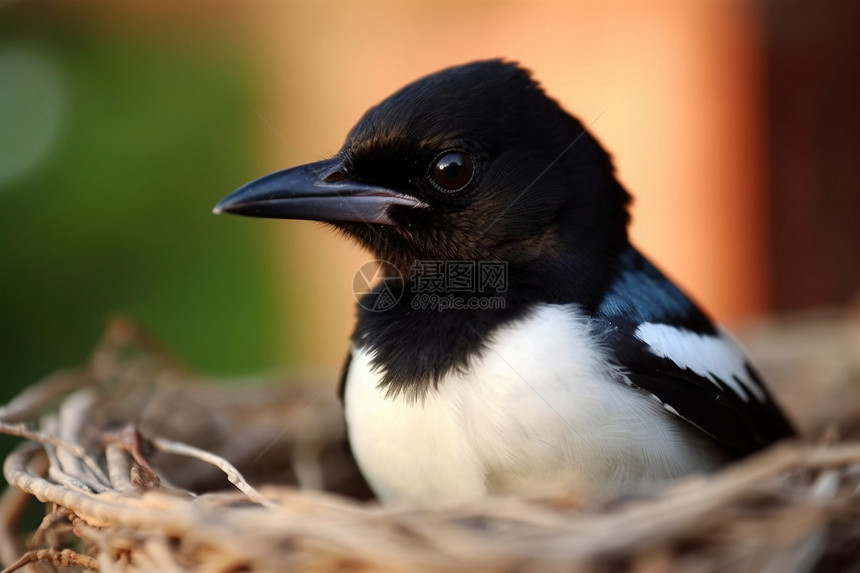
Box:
1;310;859;573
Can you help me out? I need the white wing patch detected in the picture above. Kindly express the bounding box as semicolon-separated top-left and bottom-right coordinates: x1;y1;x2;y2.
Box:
634;323;766;402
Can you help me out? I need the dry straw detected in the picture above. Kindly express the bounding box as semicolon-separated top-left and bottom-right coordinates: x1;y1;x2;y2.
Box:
1;311;858;573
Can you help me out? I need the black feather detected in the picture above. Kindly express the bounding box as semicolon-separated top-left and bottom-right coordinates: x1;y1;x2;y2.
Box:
594;249;796;454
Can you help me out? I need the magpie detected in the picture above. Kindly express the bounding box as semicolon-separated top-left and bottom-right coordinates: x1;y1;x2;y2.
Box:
214;60;796;503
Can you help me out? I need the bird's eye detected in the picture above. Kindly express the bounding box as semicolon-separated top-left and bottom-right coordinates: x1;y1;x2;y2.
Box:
429;150;474;193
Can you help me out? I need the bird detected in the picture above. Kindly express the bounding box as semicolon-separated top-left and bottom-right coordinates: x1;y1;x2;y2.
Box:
214;60;796;504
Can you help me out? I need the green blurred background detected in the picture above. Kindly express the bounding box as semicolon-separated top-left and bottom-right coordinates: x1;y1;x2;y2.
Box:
0;9;284;414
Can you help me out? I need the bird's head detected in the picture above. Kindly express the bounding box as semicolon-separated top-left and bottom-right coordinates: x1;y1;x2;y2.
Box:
215;60;631;275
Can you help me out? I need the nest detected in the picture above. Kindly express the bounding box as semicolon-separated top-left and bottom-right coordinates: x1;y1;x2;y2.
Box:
1;311;859;573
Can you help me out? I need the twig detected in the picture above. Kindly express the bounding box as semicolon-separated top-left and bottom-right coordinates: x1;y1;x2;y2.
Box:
0;461;43;568
0;422;85;459
0;548;99;573
151;437;276;509
30;507;72;548
103;426;161;493
4;442;192;532
57;390;111;488
104;444;137;495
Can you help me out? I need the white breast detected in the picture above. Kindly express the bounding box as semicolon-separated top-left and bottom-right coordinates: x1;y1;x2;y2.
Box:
344;304;723;504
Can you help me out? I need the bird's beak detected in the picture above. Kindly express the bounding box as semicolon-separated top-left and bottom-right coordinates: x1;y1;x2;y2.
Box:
213;157;425;225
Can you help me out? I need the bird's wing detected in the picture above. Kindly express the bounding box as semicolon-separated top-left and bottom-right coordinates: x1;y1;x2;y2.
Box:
595;249;795;456
601;321;795;455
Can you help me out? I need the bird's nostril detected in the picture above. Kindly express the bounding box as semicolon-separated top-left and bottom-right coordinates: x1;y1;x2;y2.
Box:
324;170;348;183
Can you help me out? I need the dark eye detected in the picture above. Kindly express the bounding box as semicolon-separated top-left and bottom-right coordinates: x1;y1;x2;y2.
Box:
429;150;475;192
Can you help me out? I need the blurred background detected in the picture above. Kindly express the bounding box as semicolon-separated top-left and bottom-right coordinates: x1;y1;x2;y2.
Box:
1;2;858;400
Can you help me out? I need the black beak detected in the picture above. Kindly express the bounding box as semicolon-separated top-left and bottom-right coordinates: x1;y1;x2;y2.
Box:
213;157;426;225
